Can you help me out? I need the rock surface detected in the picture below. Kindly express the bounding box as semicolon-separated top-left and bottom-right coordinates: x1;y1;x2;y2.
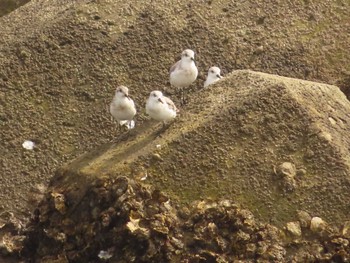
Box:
61;70;350;227
1;0;350;225
18;69;349;260
0;0;29;17
286;221;302;237
1;0;350;261
310;217;327;233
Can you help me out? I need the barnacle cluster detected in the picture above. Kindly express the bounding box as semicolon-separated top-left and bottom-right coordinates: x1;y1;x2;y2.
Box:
9;177;349;262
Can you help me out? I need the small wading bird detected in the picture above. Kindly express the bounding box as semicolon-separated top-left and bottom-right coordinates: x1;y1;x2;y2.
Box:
204;66;222;88
146;90;177;132
169;49;198;105
110;86;137;130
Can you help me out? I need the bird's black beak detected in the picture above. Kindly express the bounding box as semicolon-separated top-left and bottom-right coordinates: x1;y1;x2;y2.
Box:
217;74;222;79
158;98;164;103
124;94;130;98
191;57;195;61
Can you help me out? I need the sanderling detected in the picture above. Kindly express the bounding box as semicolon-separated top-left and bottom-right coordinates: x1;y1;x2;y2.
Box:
110;86;137;129
169;49;198;104
204;66;222;88
146;90;177;123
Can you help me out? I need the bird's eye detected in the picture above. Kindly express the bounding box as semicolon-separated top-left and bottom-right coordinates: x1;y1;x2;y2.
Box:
185;53;188;57
211;70;214;73
153;93;157;97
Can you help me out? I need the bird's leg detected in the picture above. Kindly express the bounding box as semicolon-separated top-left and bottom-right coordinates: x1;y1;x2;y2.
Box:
121;121;133;132
180;87;187;106
155;122;171;137
115;121;127;135
126;120;136;130
111;121;134;143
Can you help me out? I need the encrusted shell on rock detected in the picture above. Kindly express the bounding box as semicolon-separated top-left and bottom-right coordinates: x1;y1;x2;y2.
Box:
51;192;67;214
286;221;302;237
275;162;296;178
342;221;350;238
310;217;327;233
297;210;312;228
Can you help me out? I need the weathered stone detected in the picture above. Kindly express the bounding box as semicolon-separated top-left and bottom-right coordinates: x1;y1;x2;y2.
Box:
1;0;350;234
310;217;327;233
297;210;312;228
342;221;350;238
276;162;296;178
62;70;350;227
1;0;350;262
286;221;302;237
331;237;349;247
51;192;67;214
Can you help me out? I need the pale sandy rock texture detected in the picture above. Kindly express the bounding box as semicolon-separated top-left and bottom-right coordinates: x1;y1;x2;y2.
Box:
1;0;350;228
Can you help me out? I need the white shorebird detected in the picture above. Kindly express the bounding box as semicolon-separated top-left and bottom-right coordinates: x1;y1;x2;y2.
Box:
169;49;198;104
110;86;137;129
146;90;177;124
204;66;222;88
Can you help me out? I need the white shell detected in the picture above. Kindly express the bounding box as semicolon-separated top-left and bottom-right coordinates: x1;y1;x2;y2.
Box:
98;250;113;260
22;140;35;150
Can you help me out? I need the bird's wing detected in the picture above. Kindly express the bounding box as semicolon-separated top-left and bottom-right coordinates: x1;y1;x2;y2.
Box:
128;97;136;108
169;60;181;74
164;96;178;112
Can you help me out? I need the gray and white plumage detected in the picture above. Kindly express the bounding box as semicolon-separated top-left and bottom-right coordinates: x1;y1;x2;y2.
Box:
170;49;198;89
110;86;137;129
146;90;177;123
204;66;222;88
